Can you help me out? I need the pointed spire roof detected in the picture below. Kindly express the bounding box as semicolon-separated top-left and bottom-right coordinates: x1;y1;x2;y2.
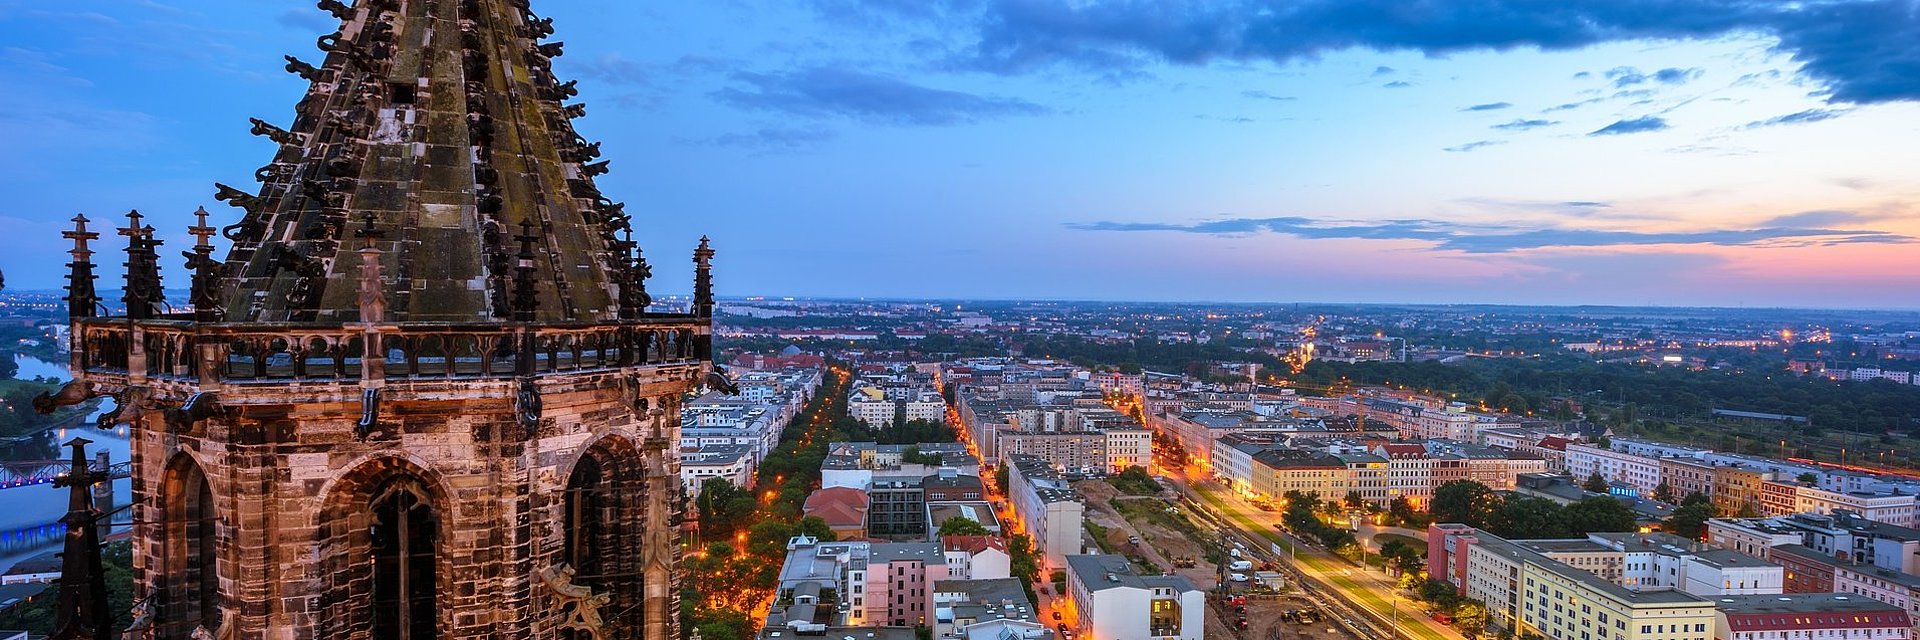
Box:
215;0;639;323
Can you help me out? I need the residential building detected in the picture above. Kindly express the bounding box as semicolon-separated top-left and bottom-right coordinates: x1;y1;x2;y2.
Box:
1250;450;1347;501
1375;442;1435;508
680;444;754;496
1064;555;1206;640
1006;454;1087;571
803;487;871;540
1835;564;1920;634
931;578;1046;640
1568;443;1664;495
939;536;1012;581
870;475;928;538
1105;428;1153;471
1712;593;1911;640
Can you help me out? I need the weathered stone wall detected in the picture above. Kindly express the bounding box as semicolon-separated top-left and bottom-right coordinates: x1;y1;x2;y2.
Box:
129;365;697;640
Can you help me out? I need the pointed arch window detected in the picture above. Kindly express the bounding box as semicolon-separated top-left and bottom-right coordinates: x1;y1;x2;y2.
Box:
371;479;439;640
161;456;221;636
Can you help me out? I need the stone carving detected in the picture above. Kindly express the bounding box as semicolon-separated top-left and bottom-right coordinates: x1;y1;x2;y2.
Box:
213;183;265;213
97;387;151;430
540;565;609;640
516;377;543;437
317;0;352;21
248;118;299;146
705;364;740;396
284;55;323;82
163;392;222;431
31;379;96;415
355;388;383;440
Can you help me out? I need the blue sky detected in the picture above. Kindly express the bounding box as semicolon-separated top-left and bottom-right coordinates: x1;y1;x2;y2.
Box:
2;0;1918;307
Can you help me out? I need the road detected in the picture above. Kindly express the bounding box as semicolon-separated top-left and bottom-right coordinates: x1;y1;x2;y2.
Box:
1159;470;1465;640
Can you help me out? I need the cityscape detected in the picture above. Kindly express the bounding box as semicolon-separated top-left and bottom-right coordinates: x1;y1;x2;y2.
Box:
0;2;1917;640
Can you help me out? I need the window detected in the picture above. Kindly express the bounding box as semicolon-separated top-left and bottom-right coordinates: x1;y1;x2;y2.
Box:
371;480;437;640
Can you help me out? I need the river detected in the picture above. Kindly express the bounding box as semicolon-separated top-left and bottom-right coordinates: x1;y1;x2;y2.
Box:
2;353;132;574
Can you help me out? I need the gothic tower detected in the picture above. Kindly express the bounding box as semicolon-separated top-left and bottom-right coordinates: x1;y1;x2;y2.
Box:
45;0;713;638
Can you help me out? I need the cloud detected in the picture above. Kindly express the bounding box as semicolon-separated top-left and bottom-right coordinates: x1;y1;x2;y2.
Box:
849;0;1920;105
1743;108;1849;128
1605;66;1703;87
1242;90;1296;101
1462;102;1513;111
1382;80;1413;88
687;126;838;152
1443;140;1505;153
1066;212;1914;253
1372;65;1396;76
1589;116;1669;136
711;67;1048;126
1492;118;1558;131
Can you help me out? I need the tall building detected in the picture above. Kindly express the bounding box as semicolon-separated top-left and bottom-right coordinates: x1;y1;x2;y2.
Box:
44;1;713;637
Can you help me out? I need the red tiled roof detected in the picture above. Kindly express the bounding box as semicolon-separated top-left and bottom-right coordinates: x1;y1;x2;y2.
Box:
803;487;869;527
941;535;1008;555
1536;436;1571;451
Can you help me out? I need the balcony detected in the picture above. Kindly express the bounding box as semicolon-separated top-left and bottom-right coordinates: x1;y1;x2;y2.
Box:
70;314;710;394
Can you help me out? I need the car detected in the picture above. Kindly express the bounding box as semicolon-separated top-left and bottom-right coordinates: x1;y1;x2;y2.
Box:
1053;611;1062;621
1228;573;1249;582
1236;619;1250;629
1128;535;1141;545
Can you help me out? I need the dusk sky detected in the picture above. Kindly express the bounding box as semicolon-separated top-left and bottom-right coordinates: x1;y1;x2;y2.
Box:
2;0;1918;307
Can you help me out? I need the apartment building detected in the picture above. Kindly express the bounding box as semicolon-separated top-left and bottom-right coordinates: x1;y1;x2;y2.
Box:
1064;555;1206;640
1006;454;1086;572
1713;593;1911;640
1568;443;1664;495
1374;442;1435;508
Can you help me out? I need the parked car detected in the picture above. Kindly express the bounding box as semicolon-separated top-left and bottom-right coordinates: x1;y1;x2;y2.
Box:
1053;611;1062;621
1228;573;1249;582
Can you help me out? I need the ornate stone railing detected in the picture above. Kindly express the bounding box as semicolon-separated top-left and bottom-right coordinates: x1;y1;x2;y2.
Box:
73;314;709;387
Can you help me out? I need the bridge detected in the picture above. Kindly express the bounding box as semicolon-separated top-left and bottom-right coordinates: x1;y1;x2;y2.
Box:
0;458;132;490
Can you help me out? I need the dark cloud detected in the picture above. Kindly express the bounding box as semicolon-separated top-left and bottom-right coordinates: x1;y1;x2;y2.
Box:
1443;140;1505;153
1066;212;1913;253
711;67;1048;126
1462;102;1513;111
1373;65;1396;76
1605;66;1703;87
1492;118;1558;130
1383;80;1413;88
1743;108;1849;128
1242;90;1296;101
845;0;1920;105
1589;116;1669;136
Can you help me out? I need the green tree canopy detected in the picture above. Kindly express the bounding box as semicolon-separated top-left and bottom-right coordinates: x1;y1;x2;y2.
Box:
1431;480;1503;529
1563;496;1637;534
938;516;991;537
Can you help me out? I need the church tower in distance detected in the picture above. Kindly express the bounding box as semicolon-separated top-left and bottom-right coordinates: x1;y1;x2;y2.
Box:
47;0;712;637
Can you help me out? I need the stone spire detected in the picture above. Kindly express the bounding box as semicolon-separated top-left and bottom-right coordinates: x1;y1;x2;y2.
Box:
693;236;715;318
118;211;163;320
213;0;645;323
184;206;223;322
49;438;109;640
62;215;100;319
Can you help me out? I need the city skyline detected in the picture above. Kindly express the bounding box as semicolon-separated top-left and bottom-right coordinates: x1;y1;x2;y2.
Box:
2;1;1917;307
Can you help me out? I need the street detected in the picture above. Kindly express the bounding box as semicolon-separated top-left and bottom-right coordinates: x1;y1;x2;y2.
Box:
1156;467;1466;640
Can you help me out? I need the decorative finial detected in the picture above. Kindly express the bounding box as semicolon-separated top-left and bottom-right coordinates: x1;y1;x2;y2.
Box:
355;213;387;324
511;219;541;322
692;236;715;318
119;211;163;320
183;207;223;323
617;228;652;319
62;215;100;319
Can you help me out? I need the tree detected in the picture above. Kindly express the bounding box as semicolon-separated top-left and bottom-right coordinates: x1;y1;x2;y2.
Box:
1491;496;1570;539
1681;491;1713;510
1653;482;1675;503
1797;472;1819;484
938;516;991;537
1563;496;1637;534
1388;496;1426;528
1664;503;1714;540
1344;490;1366;511
1453;599;1490;638
1108;466;1161;495
696;478;758;539
1583;472;1610;493
1431;480;1502;529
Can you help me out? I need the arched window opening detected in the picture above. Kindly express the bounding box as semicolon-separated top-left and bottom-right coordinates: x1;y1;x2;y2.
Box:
563;443;646;640
371;479;439;640
161;457;220;637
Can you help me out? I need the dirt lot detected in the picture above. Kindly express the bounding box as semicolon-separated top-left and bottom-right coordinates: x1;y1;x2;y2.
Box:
1221;595;1367;640
1074;479;1220;588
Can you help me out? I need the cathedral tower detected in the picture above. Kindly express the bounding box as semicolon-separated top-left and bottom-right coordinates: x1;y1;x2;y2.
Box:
46;0;712;638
